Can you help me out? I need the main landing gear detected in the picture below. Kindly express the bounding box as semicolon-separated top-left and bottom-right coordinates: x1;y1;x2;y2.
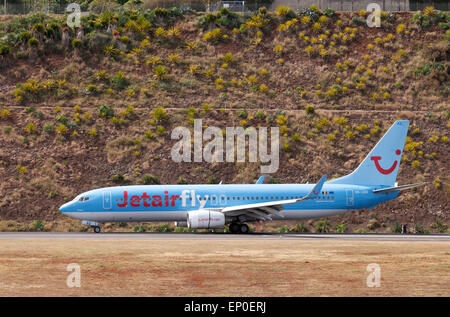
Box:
229;222;249;234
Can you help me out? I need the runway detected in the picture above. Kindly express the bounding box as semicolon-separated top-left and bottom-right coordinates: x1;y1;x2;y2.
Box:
0;232;449;241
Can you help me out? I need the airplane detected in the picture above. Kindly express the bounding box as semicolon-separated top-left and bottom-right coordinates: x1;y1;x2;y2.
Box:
59;120;426;233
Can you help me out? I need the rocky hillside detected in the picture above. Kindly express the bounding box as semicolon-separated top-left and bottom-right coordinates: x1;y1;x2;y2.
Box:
0;6;448;233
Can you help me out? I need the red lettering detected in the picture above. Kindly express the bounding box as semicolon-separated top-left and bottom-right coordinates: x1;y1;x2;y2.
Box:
164;191;169;207
152;195;162;207
130;195;140;207
117;191;128;207
141;192;151;207
170;195;180;207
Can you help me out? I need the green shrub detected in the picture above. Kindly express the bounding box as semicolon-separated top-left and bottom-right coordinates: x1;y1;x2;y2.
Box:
293;222;308;233
392;221;402;233
237;108;248;119
298;7;321;22
88;29;116;52
255;110;266;120
278;225;290;233
335;223;347;233
207;176;217;184
153;65;169;79
72;39;82;49
203;28;226;44
134;224;146;232
18;31;32;43
156;223;172;232
0;44;11;56
414;224;429;234
352;16;365;26
314;219;330;233
1;108;11;119
198;8;242;30
24;122;37;134
152;125;163;136
151;107;168;122
431;219;448;233
111;173;125;183
323;8;335;18
305;105;315;114
98;104;114;118
32;22;45;33
109;71;130;90
56;114;68;124
55;123;69;135
28;37;39;47
269;177;281;184
32;220;44;231
142;174;160;185
144;131;155;139
145;7;184;26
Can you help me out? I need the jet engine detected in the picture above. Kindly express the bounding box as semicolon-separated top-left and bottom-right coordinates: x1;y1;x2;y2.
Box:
187;210;225;229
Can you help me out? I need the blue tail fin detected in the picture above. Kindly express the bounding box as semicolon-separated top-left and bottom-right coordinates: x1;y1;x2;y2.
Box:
328;120;409;186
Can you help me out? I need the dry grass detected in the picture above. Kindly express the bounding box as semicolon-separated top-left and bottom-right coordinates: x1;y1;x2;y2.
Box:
0;239;448;296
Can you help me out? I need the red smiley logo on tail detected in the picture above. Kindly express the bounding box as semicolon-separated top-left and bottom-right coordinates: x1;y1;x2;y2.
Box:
370;150;402;175
370;149;401;175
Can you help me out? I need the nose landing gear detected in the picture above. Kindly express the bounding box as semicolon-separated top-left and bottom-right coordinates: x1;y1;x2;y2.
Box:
81;220;101;233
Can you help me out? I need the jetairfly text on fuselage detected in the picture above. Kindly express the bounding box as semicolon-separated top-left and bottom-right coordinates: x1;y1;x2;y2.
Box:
118;190;221;209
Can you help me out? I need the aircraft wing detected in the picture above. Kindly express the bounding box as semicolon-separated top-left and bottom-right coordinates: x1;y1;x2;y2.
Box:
221;175;327;220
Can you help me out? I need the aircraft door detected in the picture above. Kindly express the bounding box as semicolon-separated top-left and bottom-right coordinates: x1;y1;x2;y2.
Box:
345;189;354;207
103;191;112;210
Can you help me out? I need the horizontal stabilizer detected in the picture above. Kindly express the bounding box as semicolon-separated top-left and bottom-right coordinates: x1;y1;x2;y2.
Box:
373;182;427;193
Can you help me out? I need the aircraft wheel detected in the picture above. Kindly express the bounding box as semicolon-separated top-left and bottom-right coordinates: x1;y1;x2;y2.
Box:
229;223;240;234
93;226;101;233
239;224;249;234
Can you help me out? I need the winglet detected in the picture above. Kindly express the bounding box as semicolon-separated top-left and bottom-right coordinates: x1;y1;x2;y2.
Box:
299;174;327;201
256;176;264;184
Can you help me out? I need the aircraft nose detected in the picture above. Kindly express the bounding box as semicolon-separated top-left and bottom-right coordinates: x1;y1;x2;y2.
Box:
59;201;73;213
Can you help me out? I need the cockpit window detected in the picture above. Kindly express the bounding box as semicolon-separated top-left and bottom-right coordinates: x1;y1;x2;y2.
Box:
79;197;90;202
